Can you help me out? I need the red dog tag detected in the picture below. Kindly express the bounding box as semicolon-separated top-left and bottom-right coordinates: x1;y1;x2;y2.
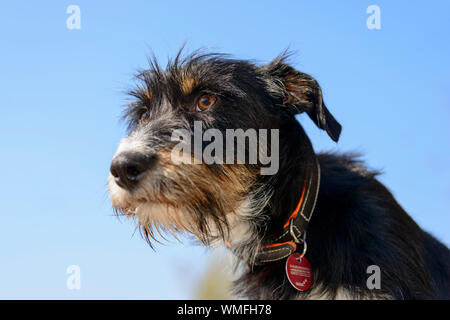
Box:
285;253;313;291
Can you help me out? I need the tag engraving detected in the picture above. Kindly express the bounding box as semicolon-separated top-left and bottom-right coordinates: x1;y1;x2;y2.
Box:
286;253;313;291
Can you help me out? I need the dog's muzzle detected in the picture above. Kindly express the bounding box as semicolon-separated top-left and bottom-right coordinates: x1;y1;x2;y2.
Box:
110;152;158;190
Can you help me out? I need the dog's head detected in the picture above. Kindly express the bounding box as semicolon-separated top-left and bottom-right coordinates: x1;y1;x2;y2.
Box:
108;50;341;246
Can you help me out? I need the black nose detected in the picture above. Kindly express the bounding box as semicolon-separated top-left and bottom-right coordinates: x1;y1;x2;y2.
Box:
110;152;157;190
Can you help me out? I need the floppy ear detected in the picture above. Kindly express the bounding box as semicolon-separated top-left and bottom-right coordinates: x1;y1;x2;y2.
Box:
263;57;342;142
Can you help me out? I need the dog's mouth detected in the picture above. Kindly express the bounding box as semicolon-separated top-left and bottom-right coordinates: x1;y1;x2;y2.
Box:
108;172;231;244
107;145;260;246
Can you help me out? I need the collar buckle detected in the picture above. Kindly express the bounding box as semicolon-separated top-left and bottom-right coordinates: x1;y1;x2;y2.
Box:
289;218;301;243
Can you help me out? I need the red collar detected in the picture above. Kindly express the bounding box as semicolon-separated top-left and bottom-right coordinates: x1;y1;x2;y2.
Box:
226;158;321;265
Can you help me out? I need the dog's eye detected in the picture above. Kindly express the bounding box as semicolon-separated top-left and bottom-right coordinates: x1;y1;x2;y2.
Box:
196;94;217;111
140;110;150;124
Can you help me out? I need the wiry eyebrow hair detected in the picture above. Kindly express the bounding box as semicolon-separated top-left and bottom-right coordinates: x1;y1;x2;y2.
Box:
122;48;258;129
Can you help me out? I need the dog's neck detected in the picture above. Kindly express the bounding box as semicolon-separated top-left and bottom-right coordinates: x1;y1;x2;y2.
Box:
268;127;318;234
228;119;320;266
251;155;320;265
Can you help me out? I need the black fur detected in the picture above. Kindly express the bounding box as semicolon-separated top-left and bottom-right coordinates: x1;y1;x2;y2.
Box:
112;49;450;299
235;151;450;299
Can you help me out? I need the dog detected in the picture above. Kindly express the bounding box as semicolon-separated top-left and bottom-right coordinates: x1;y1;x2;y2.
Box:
108;49;450;299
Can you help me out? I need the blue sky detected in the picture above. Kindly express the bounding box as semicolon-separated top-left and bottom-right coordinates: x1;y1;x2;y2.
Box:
0;1;448;299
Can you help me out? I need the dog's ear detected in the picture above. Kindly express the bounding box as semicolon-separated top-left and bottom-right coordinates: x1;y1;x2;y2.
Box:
262;57;342;142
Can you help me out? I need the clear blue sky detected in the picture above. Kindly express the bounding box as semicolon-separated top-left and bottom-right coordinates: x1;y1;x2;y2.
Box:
0;1;449;299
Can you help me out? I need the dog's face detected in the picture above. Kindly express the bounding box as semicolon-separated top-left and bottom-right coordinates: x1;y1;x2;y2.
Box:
108;51;341;246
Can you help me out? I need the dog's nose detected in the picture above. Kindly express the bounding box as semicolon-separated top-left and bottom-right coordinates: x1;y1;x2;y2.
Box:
110;152;157;190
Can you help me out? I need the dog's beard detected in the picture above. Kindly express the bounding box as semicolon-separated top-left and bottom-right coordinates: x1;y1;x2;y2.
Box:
108;174;219;244
108;152;258;246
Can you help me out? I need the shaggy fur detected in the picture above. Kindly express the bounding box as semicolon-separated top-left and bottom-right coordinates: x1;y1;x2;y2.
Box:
108;49;450;299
